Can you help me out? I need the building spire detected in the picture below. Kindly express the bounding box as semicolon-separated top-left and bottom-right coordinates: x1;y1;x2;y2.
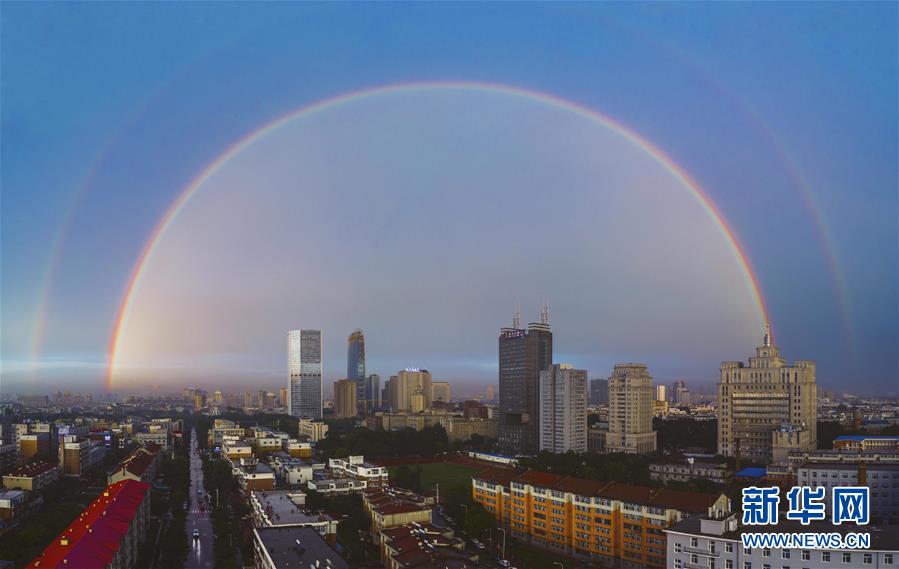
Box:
512;303;521;329
540;301;550;326
763;322;771;347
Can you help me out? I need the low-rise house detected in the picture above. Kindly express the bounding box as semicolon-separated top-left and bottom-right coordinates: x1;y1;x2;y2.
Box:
328;456;388;488
223;439;253;460
362;487;434;537
379;522;472;569
3;460;60;491
649;455;730;485
307;477;368;496
107;443;161;485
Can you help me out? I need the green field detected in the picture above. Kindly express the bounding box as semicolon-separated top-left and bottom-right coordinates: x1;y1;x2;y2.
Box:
389;461;479;495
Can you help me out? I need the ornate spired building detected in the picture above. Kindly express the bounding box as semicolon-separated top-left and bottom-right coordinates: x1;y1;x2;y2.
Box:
346;329;366;412
717;327;817;461
498;305;553;455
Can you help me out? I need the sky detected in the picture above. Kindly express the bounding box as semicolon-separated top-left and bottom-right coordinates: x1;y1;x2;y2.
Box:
1;3;896;397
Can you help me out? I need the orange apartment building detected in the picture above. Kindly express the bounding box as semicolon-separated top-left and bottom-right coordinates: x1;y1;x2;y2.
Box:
472;469;730;568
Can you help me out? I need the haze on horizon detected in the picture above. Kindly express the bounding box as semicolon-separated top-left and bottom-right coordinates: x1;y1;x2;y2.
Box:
1;3;896;397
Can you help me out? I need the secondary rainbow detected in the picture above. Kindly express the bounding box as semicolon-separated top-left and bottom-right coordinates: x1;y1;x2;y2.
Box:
106;81;771;388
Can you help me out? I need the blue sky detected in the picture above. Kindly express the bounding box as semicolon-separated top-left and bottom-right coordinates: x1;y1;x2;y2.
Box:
1;3;896;395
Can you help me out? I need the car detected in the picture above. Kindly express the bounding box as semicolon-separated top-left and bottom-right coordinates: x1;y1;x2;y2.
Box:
193;529;200;540
499;561;510;568
197;489;202;495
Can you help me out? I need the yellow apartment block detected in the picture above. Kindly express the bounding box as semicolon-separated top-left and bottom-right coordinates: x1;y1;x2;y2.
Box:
472;470;729;568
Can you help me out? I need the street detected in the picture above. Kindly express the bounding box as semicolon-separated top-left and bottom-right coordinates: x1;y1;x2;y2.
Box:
185;429;215;569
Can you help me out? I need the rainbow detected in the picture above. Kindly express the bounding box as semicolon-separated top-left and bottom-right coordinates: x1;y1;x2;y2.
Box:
106;81;771;388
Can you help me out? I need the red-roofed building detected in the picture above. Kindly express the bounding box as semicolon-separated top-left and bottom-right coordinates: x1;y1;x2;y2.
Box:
27;480;150;569
107;445;160;486
362;487;434;536
2;460;60;492
379;523;473;569
472;469;730;568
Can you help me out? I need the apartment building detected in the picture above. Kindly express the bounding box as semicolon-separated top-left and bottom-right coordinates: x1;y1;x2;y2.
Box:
666;513;899;569
833;435;899;452
649;456;730;485
798;462;899;523
252;526;347;569
362;487;435;537
297;419;329;442
472;469;729;568
3;460;60;491
328;456;388;488
249;490;338;543
606;364;657;454
26;480;150;569
379;523;470;569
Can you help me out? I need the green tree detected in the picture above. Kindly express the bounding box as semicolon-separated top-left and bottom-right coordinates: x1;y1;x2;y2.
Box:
463;502;495;538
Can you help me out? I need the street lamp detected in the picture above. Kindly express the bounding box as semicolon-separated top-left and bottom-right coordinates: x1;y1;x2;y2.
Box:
497;527;506;560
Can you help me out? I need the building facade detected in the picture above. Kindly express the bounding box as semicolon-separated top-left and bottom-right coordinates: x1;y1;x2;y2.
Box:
666;513;899;569
472;469;730;568
387;369;433;412
539;364;588;453
334;379;358;419
589;378;609;406
288;329;322;419
498;308;553;455
607;364;657;454
431;381;451;404
717;328;817;461
347;329;366;412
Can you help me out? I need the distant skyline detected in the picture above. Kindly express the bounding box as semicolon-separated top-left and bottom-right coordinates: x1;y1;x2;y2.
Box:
1;3;896;395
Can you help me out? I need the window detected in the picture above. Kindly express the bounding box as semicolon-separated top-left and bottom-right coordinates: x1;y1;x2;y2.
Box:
822;552;831;562
801;551;810;561
692;537;699;547
783;550;790;559
764;548;771;558
674;543;682;553
843;553;851;563
864;554;873;564
726;561;733;569
726;543;734;553
691;555;699;564
744;564;752;569
885;553;893;564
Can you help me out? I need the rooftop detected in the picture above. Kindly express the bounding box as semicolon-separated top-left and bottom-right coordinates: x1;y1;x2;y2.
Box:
835;435;899;441
26;480;149;569
6;460;58;478
254;526;348;569
252;491;332;526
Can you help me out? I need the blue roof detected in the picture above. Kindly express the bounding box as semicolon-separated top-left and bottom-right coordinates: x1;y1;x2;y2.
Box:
735;467;767;478
835;435;899;441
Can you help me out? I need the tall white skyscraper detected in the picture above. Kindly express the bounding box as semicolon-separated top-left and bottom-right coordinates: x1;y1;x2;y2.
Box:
539;364;588;453
288;329;322;419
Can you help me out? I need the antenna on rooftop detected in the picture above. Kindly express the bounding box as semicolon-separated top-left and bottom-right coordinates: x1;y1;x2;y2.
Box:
512;304;521;329
540;301;549;325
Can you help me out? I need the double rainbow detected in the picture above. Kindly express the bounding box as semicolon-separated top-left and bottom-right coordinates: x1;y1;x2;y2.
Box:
105;81;770;388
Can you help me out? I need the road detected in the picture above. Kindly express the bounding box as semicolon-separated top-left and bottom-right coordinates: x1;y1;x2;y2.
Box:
185;429;214;569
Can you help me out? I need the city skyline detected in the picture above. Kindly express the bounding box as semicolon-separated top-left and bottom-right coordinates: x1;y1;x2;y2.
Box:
2;3;896;396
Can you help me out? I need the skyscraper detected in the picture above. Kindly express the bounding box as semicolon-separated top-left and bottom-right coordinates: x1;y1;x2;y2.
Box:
388;369;432;412
589;378;609;406
334;379;358;419
498;305;553;455
607;363;657;454
288;329;322;419
280;387;288;408
718;327;817;461
365;374;381;412
432;381;451;403
347;329;366;411
540;364;588;453
486;385;495;401
654;385;667;402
